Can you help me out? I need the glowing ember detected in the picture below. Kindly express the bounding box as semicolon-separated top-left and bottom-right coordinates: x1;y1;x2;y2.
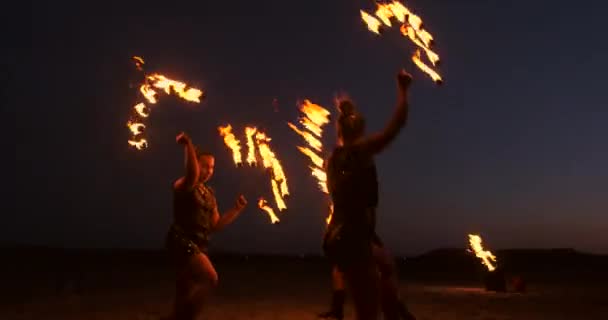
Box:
133;103;149;118
147;74;204;103
127;121;145;136
412;49;443;84
270;179;287;211
468;234;497;272
245;126;258;166
128;138;148;150
218;125;243;166
139;84;158;104
360;10;382;34
258;198;280;224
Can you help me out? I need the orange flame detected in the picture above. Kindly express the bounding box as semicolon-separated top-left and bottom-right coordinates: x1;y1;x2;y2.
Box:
297;146;324;168
412;49;442;84
132;56;145;71
133;102;149;118
128;138;148;150
360;10;382;34
289;100;332;223
139;84;158;104
375;3;394;27
400;25;440;66
387;1;409;23
299;100;330;136
310;166;328;194
255;132;289;209
468;234;497;272
258;198;280;224
147;74;203;103
218;125;242;165
287;123;322;152
325;204;334;225
245;126;258;166
127;121;145;136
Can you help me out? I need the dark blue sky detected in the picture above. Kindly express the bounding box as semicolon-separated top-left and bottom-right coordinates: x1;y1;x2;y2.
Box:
11;0;607;255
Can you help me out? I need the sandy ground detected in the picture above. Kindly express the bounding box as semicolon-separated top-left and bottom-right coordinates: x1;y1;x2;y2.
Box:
1;254;607;320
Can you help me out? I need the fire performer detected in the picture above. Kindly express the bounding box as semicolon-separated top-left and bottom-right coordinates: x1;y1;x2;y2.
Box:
165;132;248;320
323;70;413;320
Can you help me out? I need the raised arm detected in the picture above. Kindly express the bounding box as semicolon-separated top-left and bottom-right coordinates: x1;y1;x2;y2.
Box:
174;132;200;191
357;70;412;155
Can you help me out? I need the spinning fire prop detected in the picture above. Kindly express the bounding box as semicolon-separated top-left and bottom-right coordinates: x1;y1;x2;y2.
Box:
287;100;333;224
360;1;443;84
468;234;508;292
218;125;289;223
127;56;204;150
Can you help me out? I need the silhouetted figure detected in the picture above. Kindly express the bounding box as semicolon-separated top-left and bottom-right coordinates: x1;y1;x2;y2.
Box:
323;70;414;320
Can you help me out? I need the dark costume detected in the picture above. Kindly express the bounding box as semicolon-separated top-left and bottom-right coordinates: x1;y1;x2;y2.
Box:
166;183;217;263
323;144;379;269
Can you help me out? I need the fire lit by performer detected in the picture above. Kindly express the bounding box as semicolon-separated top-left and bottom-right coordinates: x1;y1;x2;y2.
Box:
165;132;247;320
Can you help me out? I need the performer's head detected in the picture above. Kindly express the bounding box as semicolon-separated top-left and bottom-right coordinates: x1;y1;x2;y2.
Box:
195;147;215;182
335;95;365;145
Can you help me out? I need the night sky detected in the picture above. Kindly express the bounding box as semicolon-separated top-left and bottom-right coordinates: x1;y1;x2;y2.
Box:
11;0;607;255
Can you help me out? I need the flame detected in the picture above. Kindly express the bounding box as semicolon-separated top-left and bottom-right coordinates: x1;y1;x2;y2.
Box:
218;125;242;165
270;179;287;211
134;102;149;118
387;1;409;23
299;100;330;136
127;121;145;136
468;234;497;272
139;84;158;104
245;126;258;166
147;74;203;103
288;100;333;223
375;4;394;27
412;49;442;84
297;146;324;168
128;138;148;150
255;131;289;208
400;25;440;66
360;10;382;34
310;166;328;194
325;204;334;225
287;123;322;152
132;56;145;71
417;28;434;49
359;2;442;83
258;198;280;224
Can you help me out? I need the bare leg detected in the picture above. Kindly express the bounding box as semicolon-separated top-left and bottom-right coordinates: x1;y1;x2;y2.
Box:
319;266;346;319
173;252;218;320
373;244;415;320
343;262;380;320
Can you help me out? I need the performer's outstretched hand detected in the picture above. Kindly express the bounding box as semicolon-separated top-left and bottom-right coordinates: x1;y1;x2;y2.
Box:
176;131;191;145
234;195;248;211
397;70;412;91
